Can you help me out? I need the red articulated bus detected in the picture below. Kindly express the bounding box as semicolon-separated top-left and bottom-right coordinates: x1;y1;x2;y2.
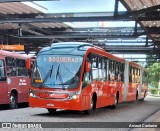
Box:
0;50;31;109
29;42;148;114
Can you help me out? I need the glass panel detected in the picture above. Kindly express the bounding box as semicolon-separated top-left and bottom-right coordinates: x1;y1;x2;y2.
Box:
32;55;83;89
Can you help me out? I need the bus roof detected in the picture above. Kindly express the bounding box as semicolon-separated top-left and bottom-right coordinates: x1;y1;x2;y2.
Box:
40;42;103;52
39;42;103;56
129;61;141;68
39;42;142;66
0;50;30;59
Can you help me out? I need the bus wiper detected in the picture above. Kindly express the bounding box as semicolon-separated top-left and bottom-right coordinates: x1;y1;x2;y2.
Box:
56;64;65;90
39;65;54;88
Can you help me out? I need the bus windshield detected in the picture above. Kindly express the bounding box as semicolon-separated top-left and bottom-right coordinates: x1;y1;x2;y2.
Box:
32;55;83;89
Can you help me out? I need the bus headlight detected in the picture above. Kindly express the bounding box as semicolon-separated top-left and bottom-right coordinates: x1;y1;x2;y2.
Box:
72;94;78;99
29;92;37;98
69;90;81;100
30;92;33;97
29;90;37;98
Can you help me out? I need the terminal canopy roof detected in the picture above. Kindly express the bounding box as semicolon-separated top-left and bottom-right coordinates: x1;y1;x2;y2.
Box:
0;0;159;60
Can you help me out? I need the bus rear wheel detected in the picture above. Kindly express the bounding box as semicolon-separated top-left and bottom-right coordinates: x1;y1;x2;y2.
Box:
140;91;146;101
9;92;18;109
112;93;118;109
48;109;57;114
84;97;95;115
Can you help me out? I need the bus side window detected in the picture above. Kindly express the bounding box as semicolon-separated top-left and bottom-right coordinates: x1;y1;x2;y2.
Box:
129;66;132;82
108;60;112;81
104;58;109;81
102;58;107;81
109;60;115;81
98;57;103;81
121;63;125;81
5;57;16;76
0;60;6;81
115;62;121;81
16;59;28;77
132;67;135;82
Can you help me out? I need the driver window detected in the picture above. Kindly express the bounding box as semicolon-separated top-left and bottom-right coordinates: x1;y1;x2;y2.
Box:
82;53;92;88
16;59;28;77
5;57;16;76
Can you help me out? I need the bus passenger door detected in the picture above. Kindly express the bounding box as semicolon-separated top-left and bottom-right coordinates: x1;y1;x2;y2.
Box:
16;58;30;103
0;59;8;104
18;76;29;102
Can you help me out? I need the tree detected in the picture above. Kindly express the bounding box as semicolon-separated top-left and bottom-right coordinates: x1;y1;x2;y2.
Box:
148;63;160;88
145;55;160;68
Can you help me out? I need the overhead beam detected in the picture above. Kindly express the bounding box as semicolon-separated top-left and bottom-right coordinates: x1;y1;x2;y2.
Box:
1;26;160;34
72;27;160;34
72;27;142;31
103;45;157;50
0;6;160;23
18;34;141;39
0;16;134;23
24;45;159;54
81;40;153;44
104;46;160;54
22;31;145;35
0;15;159;23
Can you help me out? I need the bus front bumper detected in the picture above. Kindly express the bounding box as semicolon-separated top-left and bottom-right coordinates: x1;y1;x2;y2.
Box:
29;96;82;111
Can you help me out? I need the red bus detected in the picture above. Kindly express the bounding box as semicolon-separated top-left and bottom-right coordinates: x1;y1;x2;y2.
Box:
0;50;31;109
29;42;148;114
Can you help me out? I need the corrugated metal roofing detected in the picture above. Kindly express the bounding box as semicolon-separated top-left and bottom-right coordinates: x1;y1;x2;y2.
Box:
30;23;70;29
123;0;160;47
124;0;160;10
0;2;71;35
0;22;71;30
0;2;43;14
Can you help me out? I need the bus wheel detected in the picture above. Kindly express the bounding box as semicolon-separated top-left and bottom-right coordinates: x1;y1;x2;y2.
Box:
9;92;18;109
48;109;57;114
140;91;146;101
112;93;118;109
136;91;138;101
84;97;95;115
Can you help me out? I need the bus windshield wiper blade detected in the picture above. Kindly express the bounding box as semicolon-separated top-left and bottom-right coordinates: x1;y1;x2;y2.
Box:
39;65;54;88
56;64;65;90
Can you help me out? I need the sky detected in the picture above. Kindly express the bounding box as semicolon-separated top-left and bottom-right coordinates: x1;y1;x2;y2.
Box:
35;0;126;13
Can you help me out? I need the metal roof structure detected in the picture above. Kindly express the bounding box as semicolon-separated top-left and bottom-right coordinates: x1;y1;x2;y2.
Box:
0;2;43;14
0;0;159;60
120;0;160;55
0;1;72;46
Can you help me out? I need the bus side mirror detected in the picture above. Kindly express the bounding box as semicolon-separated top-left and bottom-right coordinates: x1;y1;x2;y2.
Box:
26;58;31;70
85;62;90;72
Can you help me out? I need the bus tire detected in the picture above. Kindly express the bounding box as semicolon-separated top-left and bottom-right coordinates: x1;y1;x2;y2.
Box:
136;91;138;101
112;93;118;109
48;109;57;114
9;92;18;109
140;91;146;101
84;96;95;115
